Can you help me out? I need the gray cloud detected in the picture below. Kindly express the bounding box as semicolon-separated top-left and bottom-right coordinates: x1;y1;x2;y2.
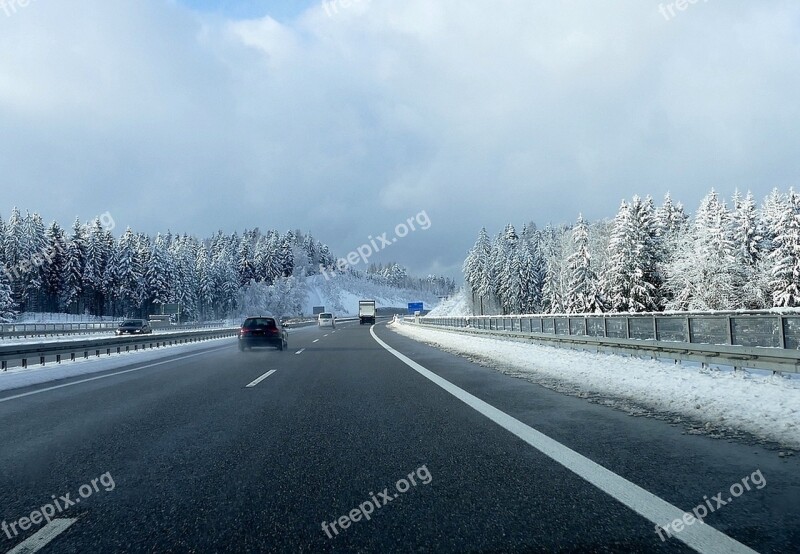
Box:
1;0;799;279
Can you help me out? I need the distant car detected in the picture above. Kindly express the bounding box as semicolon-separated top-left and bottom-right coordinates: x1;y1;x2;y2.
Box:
238;317;288;351
115;319;152;335
318;312;335;328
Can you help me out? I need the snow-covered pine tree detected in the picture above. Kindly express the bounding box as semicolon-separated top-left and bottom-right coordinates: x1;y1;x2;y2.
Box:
60;218;87;313
211;236;239;317
21;212;47;311
664;190;744;310
565;214;604;313
279;232;295;278
195;244;214;319
540;225;567;313
519;224;544;313
463;228;494;314
0;269;16;322
238;231;257;285
113;227;146;315
3;208;25;306
42;221;67;313
602;197;659;312
169;235;199;320
497;225;525;314
731;190;768;308
83;218;113;315
769;189;800;307
145;233;173;311
760;188;786;254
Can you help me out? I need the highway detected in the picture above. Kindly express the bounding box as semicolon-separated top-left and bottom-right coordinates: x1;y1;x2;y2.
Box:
0;319;798;553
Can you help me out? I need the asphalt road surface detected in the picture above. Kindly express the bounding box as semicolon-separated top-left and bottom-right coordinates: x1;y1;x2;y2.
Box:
0;319;798;553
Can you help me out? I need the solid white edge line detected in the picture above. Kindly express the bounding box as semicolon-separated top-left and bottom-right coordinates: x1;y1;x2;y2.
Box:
5;518;78;554
295;349;305;355
0;344;230;404
370;325;758;554
246;370;277;388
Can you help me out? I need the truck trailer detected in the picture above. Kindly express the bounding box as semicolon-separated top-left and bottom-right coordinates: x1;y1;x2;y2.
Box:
358;300;377;325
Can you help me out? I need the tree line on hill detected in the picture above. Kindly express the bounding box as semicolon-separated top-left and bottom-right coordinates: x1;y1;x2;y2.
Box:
0;208;454;322
463;189;800;315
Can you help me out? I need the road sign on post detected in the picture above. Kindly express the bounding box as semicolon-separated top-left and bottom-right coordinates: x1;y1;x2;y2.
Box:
313;306;325;315
408;302;424;315
162;303;181;315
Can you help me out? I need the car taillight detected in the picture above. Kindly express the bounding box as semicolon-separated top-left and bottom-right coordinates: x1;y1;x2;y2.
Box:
240;328;250;335
268;328;279;335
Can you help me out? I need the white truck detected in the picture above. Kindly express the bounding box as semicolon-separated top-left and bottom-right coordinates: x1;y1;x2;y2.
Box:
358;300;377;325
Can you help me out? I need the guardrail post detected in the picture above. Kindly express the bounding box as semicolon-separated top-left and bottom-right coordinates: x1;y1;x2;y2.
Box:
40;356;45;366
625;317;631;339
56;354;61;364
22;358;27;369
686;317;692;343
653;316;659;341
726;316;734;345
778;316;786;349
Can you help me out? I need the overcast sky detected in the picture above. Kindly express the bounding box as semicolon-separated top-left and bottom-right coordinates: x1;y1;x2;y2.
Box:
1;1;799;279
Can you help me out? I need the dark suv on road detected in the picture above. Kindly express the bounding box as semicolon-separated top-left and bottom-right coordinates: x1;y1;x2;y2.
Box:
115;319;152;335
238;317;288;351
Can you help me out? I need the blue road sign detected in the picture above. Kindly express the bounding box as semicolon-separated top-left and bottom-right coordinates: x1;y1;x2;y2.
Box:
408;302;424;314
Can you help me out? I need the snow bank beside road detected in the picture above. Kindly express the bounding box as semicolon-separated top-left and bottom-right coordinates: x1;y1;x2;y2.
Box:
390;322;800;449
0;337;232;394
427;289;471;317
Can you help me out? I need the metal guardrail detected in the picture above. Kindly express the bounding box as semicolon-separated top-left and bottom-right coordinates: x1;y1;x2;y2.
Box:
0;322;120;338
411;312;800;374
0;321;232;339
0;327;238;371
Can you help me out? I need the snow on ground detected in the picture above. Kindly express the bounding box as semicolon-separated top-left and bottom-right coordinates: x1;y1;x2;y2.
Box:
426;289;471;317
390;321;800;449
303;274;439;316
0;336;233;394
12;312;121;324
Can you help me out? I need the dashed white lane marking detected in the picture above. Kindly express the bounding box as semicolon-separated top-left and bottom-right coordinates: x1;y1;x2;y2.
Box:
5;518;78;554
295;349;305;355
370;327;757;554
313;339;319;343
246;370;277;388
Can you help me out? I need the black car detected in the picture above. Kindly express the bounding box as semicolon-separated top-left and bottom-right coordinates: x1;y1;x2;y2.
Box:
238;317;288;351
115;319;152;335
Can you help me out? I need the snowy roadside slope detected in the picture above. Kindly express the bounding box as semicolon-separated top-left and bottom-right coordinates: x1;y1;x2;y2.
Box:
390;321;800;449
302;274;440;315
426;289;471;316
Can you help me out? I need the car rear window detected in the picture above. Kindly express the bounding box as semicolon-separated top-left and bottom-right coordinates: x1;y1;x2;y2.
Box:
244;318;276;328
319;313;332;319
